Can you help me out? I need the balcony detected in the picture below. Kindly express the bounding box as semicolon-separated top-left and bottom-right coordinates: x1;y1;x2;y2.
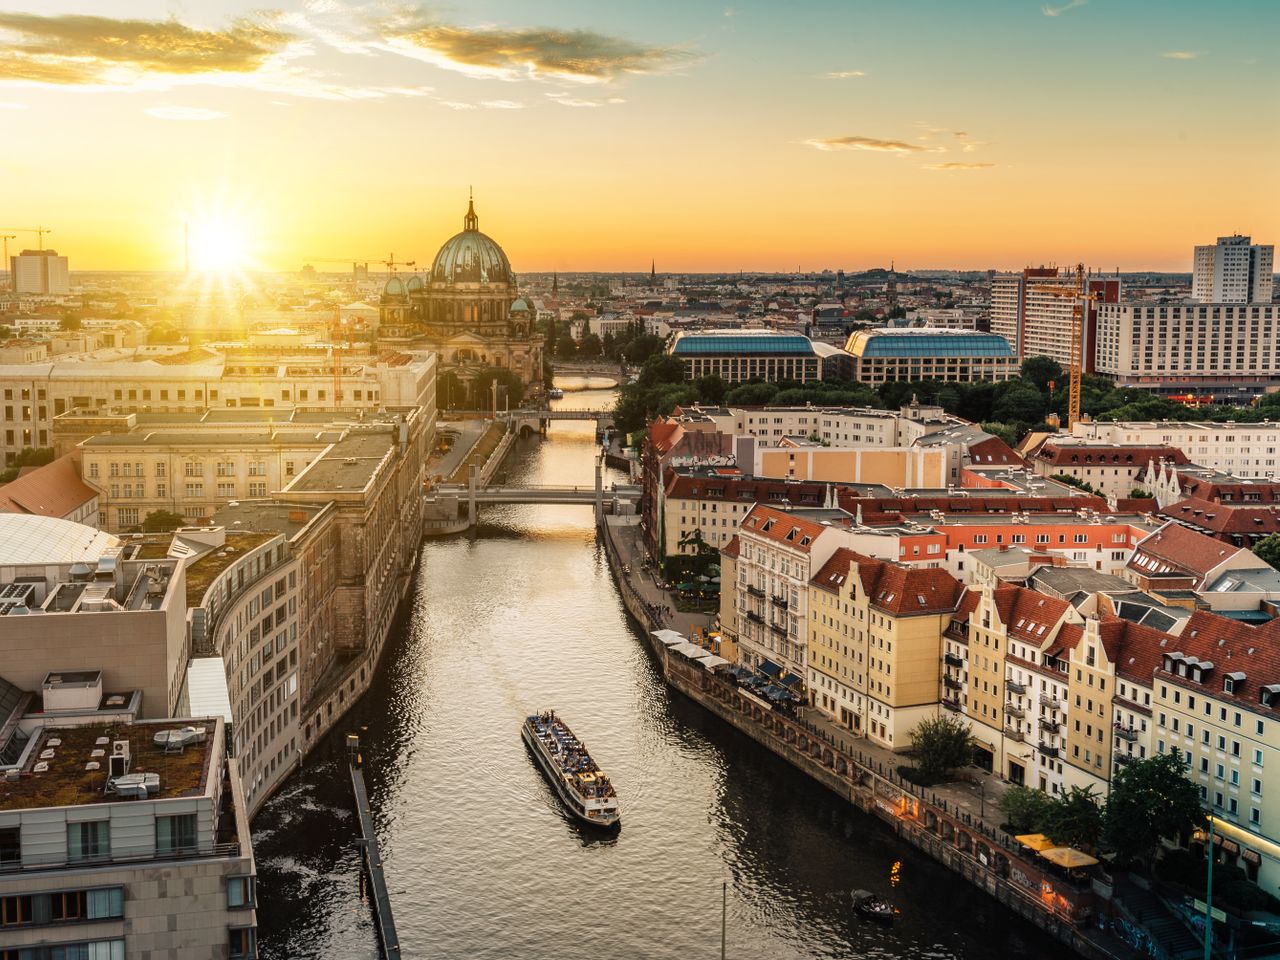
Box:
769;594;789;610
1038;743;1059;758
944;652;964;668
1114;724;1139;743
943;697;962;712
1006;679;1027;695
1005;702;1025;719
1038;717;1061;734
745;610;764;625
1004;727;1026;743
1043;696;1063;712
746;585;765;599
769;621;788;637
1115;752;1135;766
944;676;962;690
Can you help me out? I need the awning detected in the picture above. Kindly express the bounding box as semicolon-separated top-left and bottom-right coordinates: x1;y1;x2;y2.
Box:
699;654;730;671
651;630;685;646
1016;833;1056;852
1041;847;1098;869
670;640;712;660
758;660;783;678
778;673;803;689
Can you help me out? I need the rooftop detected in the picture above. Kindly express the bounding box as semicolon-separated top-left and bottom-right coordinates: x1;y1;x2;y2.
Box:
287;429;397;492
184;532;279;607
670;331;817;356
0;515;120;567
0;719;214;811
212;500;327;539
845;328;1016;359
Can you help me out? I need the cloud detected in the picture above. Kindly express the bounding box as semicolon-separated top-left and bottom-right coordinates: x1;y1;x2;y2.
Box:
805;135;932;154
824;70;866;79
1161;50;1199;60
480;99;523;109
0;11;292;85
723;7;740;17
924;162;995;171
1042;0;1087;16
382;20;697;83
0;101;28;110
546;91;625;107
144;105;227;120
440;100;476;110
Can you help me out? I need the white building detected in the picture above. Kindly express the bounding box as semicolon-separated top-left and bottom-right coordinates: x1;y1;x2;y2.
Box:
1095;301;1280;402
1071;420;1280;479
1193;235;1273;304
989;268;1120;369
10;249;70;295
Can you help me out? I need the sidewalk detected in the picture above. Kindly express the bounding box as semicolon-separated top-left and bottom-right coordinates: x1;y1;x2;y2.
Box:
608;516;714;639
428;419;488;482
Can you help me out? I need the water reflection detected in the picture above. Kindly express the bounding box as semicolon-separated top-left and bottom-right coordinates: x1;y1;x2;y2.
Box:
252;390;1072;959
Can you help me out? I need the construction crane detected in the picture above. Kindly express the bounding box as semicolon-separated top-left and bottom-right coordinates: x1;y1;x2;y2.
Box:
300;257;374;276
1031;263;1099;430
0;236;14;290
0;226;53;248
382;254;415;274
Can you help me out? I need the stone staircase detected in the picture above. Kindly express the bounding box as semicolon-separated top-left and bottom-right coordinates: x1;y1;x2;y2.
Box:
1118;885;1203;960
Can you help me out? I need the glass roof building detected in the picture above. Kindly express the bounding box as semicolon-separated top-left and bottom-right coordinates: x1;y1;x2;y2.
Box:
843;328;1017;385
668;330;835;384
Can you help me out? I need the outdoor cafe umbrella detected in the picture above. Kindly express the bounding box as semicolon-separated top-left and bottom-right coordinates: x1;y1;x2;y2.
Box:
1040;847;1098;869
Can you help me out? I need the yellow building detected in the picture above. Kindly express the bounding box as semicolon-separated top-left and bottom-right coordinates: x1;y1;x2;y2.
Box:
808;548;964;749
754;442;948;487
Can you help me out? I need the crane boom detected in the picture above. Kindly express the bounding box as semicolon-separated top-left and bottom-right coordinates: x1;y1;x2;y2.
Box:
0;226;52;248
1031;263;1099;430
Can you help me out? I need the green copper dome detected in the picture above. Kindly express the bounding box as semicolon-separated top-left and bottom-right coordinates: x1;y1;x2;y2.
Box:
429;199;513;287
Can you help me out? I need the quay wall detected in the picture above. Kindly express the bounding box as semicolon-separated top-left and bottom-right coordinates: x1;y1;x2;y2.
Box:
598;519;1122;960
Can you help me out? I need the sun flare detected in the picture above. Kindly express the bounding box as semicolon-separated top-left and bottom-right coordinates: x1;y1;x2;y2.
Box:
187;214;253;274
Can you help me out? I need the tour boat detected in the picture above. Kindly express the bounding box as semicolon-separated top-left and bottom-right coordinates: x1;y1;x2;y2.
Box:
548;387;565;399
522;711;620;830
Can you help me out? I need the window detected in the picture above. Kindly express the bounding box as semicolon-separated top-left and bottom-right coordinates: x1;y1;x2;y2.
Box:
66;821;109;861
155;814;197;855
227;876;255;909
0;828;17;868
229;926;257;959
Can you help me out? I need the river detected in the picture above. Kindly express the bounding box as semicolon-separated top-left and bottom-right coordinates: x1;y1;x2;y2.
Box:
251;384;1073;960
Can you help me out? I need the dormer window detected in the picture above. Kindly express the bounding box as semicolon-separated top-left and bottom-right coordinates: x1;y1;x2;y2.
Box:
1225;672;1246;695
1262;684;1280;708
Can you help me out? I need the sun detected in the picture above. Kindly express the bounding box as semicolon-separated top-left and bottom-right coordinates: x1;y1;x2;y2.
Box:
188;214;253;274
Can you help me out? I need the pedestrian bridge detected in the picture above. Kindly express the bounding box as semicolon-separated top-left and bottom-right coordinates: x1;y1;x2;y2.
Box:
428;483;640;507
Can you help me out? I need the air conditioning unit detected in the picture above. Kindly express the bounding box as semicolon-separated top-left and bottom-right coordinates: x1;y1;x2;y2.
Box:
109;740;130;778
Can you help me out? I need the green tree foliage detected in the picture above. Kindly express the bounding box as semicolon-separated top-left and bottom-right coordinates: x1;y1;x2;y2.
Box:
692;375;728;406
0;447;55;484
992;383;1046;425
148;324;184;345
1000;784;1054;833
1020;356;1064;393
578;332;603;358
59;313;82;331
1253;534;1280;572
907;714;975;783
1128;488;1154;499
554;330;577;358
611;354;691;434
980;422;1019;448
725;382;779;406
1051;473;1097;494
1104;750;1205;867
1042;785;1104;851
472;368;527;410
142;510;186;533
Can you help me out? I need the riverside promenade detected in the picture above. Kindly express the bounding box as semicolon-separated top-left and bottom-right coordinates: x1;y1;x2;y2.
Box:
601;514;1142;960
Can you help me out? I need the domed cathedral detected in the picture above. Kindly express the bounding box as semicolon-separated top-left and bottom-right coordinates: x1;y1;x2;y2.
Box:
378;195;544;408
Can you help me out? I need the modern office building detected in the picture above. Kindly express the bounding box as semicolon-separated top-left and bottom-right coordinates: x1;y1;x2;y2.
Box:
1192;235;1274;304
1094;301;1280;403
843;328;1017;384
10;249;70;295
989;268;1121;368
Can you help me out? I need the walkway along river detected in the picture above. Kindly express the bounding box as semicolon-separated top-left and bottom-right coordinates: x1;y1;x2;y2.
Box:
251;385;1076;959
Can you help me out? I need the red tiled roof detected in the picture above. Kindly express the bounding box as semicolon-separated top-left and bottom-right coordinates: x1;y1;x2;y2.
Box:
967;436;1024;466
741;504;827;553
1129;521;1244;578
811;548;857;593
721;535;740;560
0;456;97;519
1160;497;1280;535
1036;443;1189;467
811;549;963;615
1002;587;1072;645
834;493;1106;523
648;418;683;456
1101;617;1171;685
1160;610;1280;718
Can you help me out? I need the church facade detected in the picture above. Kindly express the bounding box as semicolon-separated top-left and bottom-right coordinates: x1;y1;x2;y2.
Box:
379;199;544;407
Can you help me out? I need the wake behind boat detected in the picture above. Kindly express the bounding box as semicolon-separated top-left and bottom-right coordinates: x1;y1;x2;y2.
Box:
522;711;620;830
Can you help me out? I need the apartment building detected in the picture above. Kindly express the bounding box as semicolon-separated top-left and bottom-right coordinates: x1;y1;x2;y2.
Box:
989;268;1120;368
0;715;256;960
10;249;70;295
1152;611;1280;892
1192;235;1274;304
1029;438;1190;498
808;549;963;748
1071;421;1280;479
0;345;436;466
1094;301;1280;402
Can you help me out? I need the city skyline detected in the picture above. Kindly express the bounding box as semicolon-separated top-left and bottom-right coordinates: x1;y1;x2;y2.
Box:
1;0;1277;273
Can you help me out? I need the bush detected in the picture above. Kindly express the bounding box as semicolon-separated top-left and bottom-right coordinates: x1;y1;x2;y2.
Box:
897;764;941;787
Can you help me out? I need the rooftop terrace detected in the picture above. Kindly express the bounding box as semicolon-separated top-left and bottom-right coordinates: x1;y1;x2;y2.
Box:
184;532;279;607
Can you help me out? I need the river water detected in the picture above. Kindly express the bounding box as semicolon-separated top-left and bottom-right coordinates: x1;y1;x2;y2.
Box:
252;385;1072;960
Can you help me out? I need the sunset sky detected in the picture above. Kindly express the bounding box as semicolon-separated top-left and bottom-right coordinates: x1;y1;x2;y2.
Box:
1;0;1276;273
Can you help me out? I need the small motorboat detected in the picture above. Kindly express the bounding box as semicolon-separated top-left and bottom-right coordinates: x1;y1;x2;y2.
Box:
548;387;565;400
851;889;895;923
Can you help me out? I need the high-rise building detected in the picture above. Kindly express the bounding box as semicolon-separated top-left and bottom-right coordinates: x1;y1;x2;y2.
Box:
989;267;1120;370
1192;235;1274;304
10;249;70;295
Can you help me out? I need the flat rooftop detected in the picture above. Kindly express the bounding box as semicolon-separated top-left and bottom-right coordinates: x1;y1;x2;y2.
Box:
0;720;214;811
212;500;326;539
184;532;279;607
84;429;336;448
287;430;396;492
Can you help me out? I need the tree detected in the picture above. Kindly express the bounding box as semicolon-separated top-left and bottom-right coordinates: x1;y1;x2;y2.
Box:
148;323;183;345
472;368;527;410
1128;488;1154;499
906;714;975;783
1103;750;1205;868
636;353;686;388
1051;473;1097;494
1000;784;1054;833
1020;356;1064;393
693;375;728;406
992;383;1046;425
579;332;603;358
1254;534;1280;572
1043;785;1104;851
59;313;82;332
725;381;779;406
555;330;577;358
142;510;186;533
980;421;1019;448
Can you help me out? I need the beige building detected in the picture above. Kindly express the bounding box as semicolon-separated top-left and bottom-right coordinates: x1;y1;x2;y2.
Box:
0;344;436;467
754;441;949;487
808;549;963;749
